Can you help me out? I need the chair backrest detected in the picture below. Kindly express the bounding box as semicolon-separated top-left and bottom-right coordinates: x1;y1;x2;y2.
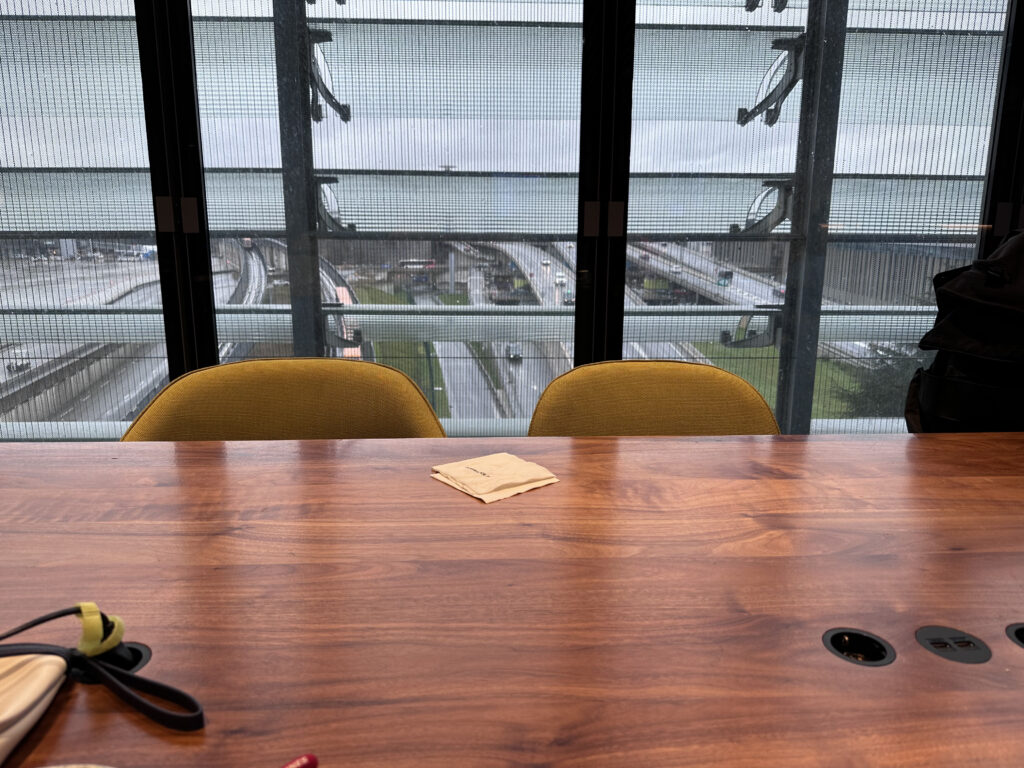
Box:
122;359;446;441
528;360;780;437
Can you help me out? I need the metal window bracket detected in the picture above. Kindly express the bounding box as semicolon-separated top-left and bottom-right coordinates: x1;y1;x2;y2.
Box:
720;312;780;348
308;28;351;123
745;0;789;12
325;322;361;348
737;35;805;126
737;178;795;235
315;176;351;232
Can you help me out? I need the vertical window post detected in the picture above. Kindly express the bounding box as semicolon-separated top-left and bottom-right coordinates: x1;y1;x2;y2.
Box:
134;0;218;379
775;0;849;434
574;0;636;366
274;0;325;357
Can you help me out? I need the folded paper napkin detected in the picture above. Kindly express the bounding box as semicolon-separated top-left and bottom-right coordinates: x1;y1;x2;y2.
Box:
432;452;558;503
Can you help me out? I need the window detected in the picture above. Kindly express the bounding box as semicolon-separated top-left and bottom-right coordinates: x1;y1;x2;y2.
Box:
191;1;583;435
0;4;168;440
625;0;1010;433
1;0;1020;440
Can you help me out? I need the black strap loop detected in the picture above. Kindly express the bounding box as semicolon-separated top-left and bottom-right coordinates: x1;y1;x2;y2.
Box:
0;643;204;732
70;651;204;732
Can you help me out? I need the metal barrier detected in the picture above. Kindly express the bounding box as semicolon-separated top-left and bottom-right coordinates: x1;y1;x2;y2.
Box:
0;303;931;441
0;303;937;345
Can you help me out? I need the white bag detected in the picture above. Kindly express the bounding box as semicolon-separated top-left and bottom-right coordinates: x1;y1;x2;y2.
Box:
0;654;68;764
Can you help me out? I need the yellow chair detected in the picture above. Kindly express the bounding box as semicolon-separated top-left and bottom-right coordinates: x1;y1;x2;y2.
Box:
122;358;446;441
528;360;780;437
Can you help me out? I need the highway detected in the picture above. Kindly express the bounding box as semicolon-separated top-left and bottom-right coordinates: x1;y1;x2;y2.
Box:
647;242;880;364
411;289;501;420
1;259;161;389
54;273;237;422
2;241;263;424
2;235;884;432
642;242;779;306
484;242;571;419
622;281;713;364
515;240;877;367
498;240;712;366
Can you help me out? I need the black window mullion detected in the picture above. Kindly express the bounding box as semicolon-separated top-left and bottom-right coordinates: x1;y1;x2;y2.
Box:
775;0;850;434
134;0;218;380
273;0;324;358
574;0;636;366
979;0;1024;259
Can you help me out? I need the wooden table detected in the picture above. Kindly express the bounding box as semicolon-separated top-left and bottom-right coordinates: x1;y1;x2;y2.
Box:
3;433;1024;767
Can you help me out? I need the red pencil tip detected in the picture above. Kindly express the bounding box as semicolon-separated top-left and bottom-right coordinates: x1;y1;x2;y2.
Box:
279;754;318;768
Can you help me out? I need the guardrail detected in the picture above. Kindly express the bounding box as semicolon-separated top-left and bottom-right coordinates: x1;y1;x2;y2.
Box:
0;304;938;345
0;302;931;441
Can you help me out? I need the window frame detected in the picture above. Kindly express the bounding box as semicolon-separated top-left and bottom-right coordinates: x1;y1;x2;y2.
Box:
128;0;1024;432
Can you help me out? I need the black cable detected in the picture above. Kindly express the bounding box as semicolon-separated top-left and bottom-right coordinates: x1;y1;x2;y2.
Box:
0;605;81;642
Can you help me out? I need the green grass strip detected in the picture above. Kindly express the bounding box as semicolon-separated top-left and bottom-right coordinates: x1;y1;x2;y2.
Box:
349;282;451;418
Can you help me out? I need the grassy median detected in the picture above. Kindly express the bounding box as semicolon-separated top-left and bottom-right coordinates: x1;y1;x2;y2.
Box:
435;292;505;393
694;341;859;420
350;282;450;418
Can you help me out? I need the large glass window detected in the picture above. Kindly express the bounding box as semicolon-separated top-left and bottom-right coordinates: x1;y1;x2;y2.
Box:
191;1;583;435
1;0;1017;440
0;4;170;440
815;2;1004;429
626;0;1008;433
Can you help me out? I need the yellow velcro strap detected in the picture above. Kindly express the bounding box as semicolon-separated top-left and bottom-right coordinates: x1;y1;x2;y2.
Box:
76;602;126;656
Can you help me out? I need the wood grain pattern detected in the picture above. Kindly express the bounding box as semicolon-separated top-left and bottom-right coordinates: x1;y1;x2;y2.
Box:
2;434;1024;767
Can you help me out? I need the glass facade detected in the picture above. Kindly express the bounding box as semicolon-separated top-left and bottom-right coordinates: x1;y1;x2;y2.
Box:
0;7;168;440
191;2;582;435
0;0;1016;439
625;0;1008;432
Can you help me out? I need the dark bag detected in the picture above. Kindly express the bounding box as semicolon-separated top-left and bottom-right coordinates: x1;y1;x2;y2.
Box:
906;231;1024;432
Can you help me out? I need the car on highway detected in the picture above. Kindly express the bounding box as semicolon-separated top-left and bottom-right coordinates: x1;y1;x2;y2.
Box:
541;258;551;266
554;272;567;285
5;348;31;373
505;342;523;362
671;265;683;273
562;291;575;305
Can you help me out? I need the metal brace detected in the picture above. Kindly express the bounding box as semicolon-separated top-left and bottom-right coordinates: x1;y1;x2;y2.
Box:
736;178;795;235
721;313;781;348
308;28;351;123
736;35;805;126
315;176;345;232
325;320;362;348
744;0;789;12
